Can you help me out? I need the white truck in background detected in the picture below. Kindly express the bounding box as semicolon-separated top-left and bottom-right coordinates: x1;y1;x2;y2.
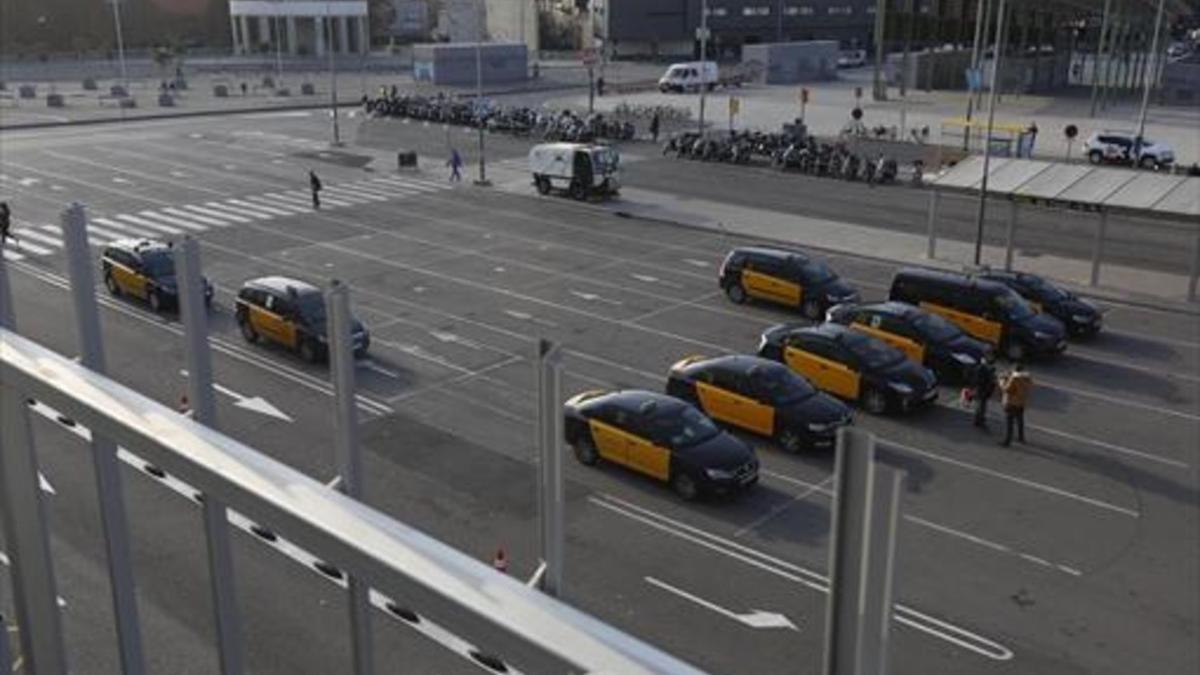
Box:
657;61;759;93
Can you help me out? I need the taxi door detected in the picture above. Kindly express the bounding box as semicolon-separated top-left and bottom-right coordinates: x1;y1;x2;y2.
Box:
625;432;671;482
784;343;860;400
852;315;925;363
742;262;802;307
694;380;774;436
111;254;147;298
919;301;1002;345
587;419;632;467
250;294;286;346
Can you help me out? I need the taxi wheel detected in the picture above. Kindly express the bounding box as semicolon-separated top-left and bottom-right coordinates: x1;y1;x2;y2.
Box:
801;299;822;320
104;273;120;297
299;339;320;363
725;283;747;304
572;439;599;466
148;289;163;313
861;387;889;415
778;428;804;454
1004;340;1027;362
239;318;258;343
671;472;700;501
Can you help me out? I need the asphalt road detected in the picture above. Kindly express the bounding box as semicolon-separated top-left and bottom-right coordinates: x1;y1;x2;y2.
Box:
1;110;1197;675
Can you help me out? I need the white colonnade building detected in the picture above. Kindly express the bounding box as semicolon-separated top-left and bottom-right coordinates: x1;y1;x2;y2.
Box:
229;1;369;56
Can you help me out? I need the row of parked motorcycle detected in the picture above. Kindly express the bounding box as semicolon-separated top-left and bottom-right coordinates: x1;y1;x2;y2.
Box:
361;92;637;142
663;130;904;185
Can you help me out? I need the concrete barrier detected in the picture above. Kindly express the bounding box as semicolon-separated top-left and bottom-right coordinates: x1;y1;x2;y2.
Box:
158;93;175;107
46;93;65;107
82;78;98;91
110;84;128;98
213;84;229;97
301;82;315;95
18;84;36;99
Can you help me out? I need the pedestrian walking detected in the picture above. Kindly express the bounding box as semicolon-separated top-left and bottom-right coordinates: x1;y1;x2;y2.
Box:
447;148;463;182
0;201;15;249
972;352;998;429
240;81;248;96
596;76;606;97
998;362;1033;446
1026;122;1039;158
309;170;323;209
649;110;661;144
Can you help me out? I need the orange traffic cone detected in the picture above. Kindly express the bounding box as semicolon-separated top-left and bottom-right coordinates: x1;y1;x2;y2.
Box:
492;547;508;574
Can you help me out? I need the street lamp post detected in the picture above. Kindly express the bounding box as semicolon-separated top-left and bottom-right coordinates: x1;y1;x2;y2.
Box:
973;0;1007;267
475;0;490;186
273;1;284;87
1134;0;1165;161
697;0;709;135
109;0;129;94
327;5;341;146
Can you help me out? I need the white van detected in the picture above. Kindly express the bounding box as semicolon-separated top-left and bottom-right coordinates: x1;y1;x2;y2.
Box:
658;61;719;93
529;143;620;200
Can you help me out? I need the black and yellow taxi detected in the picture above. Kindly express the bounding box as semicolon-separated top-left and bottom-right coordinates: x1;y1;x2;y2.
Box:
826;301;992;383
563;389;759;500
235;276;370;363
719;245;860;319
665;354;852;453
977;270;1103;337
889;268;1066;361
757;323;938;414
101;239;213;312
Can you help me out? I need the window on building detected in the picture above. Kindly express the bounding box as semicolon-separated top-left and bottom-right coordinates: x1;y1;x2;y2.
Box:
743;6;771;16
828;5;853;15
705;6;728;16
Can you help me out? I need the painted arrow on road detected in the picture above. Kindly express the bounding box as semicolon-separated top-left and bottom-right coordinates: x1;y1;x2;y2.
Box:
179;370;292;422
646;576;798;631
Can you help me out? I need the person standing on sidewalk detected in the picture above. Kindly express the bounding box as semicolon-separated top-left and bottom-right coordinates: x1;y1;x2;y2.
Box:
0;201;15;249
972;352;998;429
649;110;661;144
309;170;323;209
447;148;463;182
999;362;1033;446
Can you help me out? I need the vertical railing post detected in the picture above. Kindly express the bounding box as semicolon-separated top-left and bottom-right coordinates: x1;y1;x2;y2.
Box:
858;465;904;675
536;339;565;598
326;279;374;675
0;613;9;671
0;232;69;675
1090;210;1108;287
175;236;245;675
62;203;146;675
926;191;939;259
1004;199;1018;271
1188;233;1200;303
823;427;875;675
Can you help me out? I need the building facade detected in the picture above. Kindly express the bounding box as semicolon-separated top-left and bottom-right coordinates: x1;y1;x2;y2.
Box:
601;0;887;57
228;0;369;56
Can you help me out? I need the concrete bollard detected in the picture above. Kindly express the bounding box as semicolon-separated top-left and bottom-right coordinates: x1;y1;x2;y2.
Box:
300;82;315;95
110;84;128;98
46;93;65;108
18;84;36;99
158;93;175;107
213;84;229;97
82;77;98;91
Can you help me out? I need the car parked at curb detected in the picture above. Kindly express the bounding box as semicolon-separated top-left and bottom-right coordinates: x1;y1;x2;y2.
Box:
719;245;859;319
976;271;1103;337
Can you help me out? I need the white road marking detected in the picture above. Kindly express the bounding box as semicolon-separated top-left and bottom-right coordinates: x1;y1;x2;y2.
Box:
683;258;710;268
429;330;483;350
593;495;1014;662
645;576;799;631
629;272;684;289
92;217;159;239
39;472;56;495
1041;377;1200;423
40;223;118;244
361;359;401;379
325;186;389;202
111;176;132;184
9;238;53;256
162;207;231;227
503;309;558;328
169;170;190;178
569;289;623;306
225;198;292;217
183;204;252;223
114;213;183;235
0;551;67;607
178;370;293;422
244;195;309;214
136;210;208;232
13;228;63;249
735;475;834;537
203;201;271;220
2;249;26;262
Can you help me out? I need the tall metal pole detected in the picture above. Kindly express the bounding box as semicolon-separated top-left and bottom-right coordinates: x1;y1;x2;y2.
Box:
326;280;374;675
475;0;489;185
328;6;341;145
698;0;709;134
274;2;284;86
965;0;987;123
63;204;147;675
536;339;565;597
873;0;888;100
1090;0;1113;117
777;0;784;42
110;0;129;93
176;236;246;675
973;0;1007;267
1134;0;1165;159
974;0;993;109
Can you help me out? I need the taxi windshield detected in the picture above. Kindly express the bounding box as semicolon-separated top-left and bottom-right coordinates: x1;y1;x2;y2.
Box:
796;259;835;285
911;311;961;342
844;332;905;369
294;292;326;325
648;406;721;448
140;251;175;278
753;366;816;404
1025;276;1068;302
994;291;1035;321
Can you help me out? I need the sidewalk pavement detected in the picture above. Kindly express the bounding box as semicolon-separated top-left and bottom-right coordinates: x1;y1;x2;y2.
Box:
476;156;1196;312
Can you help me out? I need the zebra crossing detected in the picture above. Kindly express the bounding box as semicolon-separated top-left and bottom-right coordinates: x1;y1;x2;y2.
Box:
1;174;451;262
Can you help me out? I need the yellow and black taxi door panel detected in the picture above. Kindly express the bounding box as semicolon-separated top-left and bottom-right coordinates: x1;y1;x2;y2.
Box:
587;419;631;466
784;346;860;400
852;322;925;363
918;301;1002;345
249;302;282;345
626;434;671;482
694;381;774;436
113;259;145;297
742;269;802;306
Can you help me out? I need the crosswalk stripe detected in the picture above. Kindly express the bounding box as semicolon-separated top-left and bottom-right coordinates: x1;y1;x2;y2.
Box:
376;175;450;192
41;224;118;246
265;192;323;207
340;183;401;199
92;217;160;240
2;249;25;262
138;210;208;232
225;199;291;217
14;228;63;248
369;177;441;195
245;195;310;213
164;207;232;227
186;204;253;223
275;190;356;207
325;186;387;202
115;214;184;235
362;180;422;197
203;202;271;220
8;237;54;256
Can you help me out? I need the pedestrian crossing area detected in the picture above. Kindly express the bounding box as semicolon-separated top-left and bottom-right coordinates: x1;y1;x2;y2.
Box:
1;174;451;262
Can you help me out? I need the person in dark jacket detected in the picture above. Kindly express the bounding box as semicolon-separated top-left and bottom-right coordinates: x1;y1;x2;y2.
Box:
650;110;661;143
309;170;323;209
972;352;997;429
0;201;14;249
